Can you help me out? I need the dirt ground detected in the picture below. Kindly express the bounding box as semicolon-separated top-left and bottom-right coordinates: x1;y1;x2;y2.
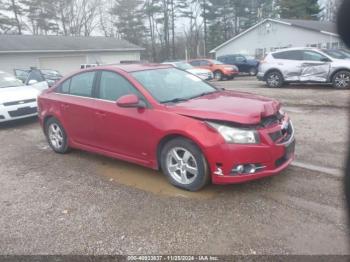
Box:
0;77;349;255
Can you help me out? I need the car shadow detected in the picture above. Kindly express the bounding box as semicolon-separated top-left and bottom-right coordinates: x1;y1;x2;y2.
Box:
67;148;287;200
0;116;39;130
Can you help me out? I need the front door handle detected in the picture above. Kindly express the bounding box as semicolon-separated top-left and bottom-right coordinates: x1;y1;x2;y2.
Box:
60;103;69;109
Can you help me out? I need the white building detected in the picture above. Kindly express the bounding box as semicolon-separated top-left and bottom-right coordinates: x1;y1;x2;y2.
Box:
210;19;342;59
0;35;144;75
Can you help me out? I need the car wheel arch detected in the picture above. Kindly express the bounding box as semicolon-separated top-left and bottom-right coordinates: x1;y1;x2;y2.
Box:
264;68;284;81
156;133;208;171
330;68;350;82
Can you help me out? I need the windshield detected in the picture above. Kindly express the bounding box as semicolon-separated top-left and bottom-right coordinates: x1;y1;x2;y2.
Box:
174;62;193;70
322;49;348;59
132;68;217;103
0;72;24;88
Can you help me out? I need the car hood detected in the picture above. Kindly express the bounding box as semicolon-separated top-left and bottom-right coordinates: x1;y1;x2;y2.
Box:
0;85;39;104
186;68;212;74
331;59;350;67
167;91;280;125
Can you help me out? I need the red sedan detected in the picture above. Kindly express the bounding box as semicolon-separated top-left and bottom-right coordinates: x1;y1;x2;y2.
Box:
38;64;295;191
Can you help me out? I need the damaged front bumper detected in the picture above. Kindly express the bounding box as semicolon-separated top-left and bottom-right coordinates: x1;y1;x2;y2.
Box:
204;117;295;184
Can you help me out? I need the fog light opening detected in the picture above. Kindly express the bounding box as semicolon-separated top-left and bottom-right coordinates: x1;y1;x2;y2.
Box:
231;164;265;176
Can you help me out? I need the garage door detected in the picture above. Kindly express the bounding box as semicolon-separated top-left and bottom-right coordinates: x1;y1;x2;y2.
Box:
39;56;86;76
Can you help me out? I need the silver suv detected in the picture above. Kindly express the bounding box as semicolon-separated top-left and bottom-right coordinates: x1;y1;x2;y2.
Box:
257;47;350;88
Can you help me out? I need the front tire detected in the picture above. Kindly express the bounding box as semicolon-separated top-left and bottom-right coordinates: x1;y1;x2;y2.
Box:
160;138;210;191
249;67;258;76
214;70;223;81
332;70;350;89
266;71;284;88
45;117;70;154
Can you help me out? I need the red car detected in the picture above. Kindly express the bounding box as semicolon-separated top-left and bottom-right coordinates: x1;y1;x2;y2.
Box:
38;64;295;191
188;59;239;81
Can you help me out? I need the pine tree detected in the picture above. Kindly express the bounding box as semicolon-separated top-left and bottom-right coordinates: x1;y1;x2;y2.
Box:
110;0;146;45
278;0;321;20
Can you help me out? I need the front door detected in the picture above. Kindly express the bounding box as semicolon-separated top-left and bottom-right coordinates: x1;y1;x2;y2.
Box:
299;50;331;82
93;70;155;162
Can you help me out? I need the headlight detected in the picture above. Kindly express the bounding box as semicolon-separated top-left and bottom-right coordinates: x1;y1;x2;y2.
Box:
207;122;260;144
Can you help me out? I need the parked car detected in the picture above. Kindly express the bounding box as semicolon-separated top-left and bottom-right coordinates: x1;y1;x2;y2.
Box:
0;71;40;122
257;47;350;88
38;64;295;191
188;59;239;81
217;54;259;75
14;68;62;88
322;49;350;60
162;61;213;80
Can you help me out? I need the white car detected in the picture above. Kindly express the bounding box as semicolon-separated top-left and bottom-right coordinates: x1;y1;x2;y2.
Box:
257;47;350;88
0;71;41;122
162;61;213;80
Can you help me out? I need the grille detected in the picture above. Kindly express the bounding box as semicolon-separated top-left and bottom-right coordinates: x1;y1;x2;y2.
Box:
8;107;37;117
275;140;296;167
260;113;283;127
4;99;36;107
269;120;293;144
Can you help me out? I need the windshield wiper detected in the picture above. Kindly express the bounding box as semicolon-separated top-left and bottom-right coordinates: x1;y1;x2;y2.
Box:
161;97;189;104
188;90;219;100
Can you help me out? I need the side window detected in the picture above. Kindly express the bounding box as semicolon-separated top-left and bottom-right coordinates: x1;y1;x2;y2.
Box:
200;60;210;66
236;56;246;62
190;61;200;66
302;51;328;62
69;71;95;97
60;79;71;93
98;71;140;101
273;51;302;60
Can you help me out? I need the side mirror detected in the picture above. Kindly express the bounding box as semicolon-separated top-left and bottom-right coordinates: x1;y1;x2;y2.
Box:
116;94;146;108
28;79;38;85
321;58;331;62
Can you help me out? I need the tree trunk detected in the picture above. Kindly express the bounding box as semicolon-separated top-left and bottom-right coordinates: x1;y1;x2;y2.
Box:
11;0;22;34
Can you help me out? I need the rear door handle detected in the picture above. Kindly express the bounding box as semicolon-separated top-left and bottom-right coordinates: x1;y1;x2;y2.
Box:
95;111;106;117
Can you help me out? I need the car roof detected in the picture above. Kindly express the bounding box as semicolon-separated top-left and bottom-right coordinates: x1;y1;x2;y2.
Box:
271;47;320;54
93;63;173;73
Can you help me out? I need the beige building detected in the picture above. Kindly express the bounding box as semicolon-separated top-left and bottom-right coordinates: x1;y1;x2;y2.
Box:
0;35;144;75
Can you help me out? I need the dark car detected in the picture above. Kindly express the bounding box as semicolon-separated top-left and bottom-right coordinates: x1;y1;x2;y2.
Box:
14;68;63;87
217;54;259;76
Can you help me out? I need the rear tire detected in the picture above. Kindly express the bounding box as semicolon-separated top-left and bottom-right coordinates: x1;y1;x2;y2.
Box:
160;138;210;191
332;70;350;89
266;71;284;88
45;117;70;154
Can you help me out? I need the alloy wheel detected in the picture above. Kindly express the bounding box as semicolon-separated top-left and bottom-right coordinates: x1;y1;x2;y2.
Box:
48;123;64;150
334;73;350;88
267;73;281;87
166;147;198;185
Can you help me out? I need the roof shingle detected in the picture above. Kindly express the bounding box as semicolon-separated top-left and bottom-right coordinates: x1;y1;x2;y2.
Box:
0;35;144;53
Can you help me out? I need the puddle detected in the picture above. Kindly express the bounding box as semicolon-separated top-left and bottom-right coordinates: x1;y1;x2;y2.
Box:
97;157;222;200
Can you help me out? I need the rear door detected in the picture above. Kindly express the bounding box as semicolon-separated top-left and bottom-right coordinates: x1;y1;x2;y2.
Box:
272;50;303;81
299;50;331;82
57;71;98;147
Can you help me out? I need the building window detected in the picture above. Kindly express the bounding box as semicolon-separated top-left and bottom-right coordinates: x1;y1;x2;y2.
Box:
332;42;339;48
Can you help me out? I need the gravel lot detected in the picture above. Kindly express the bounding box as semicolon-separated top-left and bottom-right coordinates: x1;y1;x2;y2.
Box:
0;77;349;255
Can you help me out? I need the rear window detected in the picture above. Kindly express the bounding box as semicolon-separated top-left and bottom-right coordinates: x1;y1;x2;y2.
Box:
272;50;302;60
